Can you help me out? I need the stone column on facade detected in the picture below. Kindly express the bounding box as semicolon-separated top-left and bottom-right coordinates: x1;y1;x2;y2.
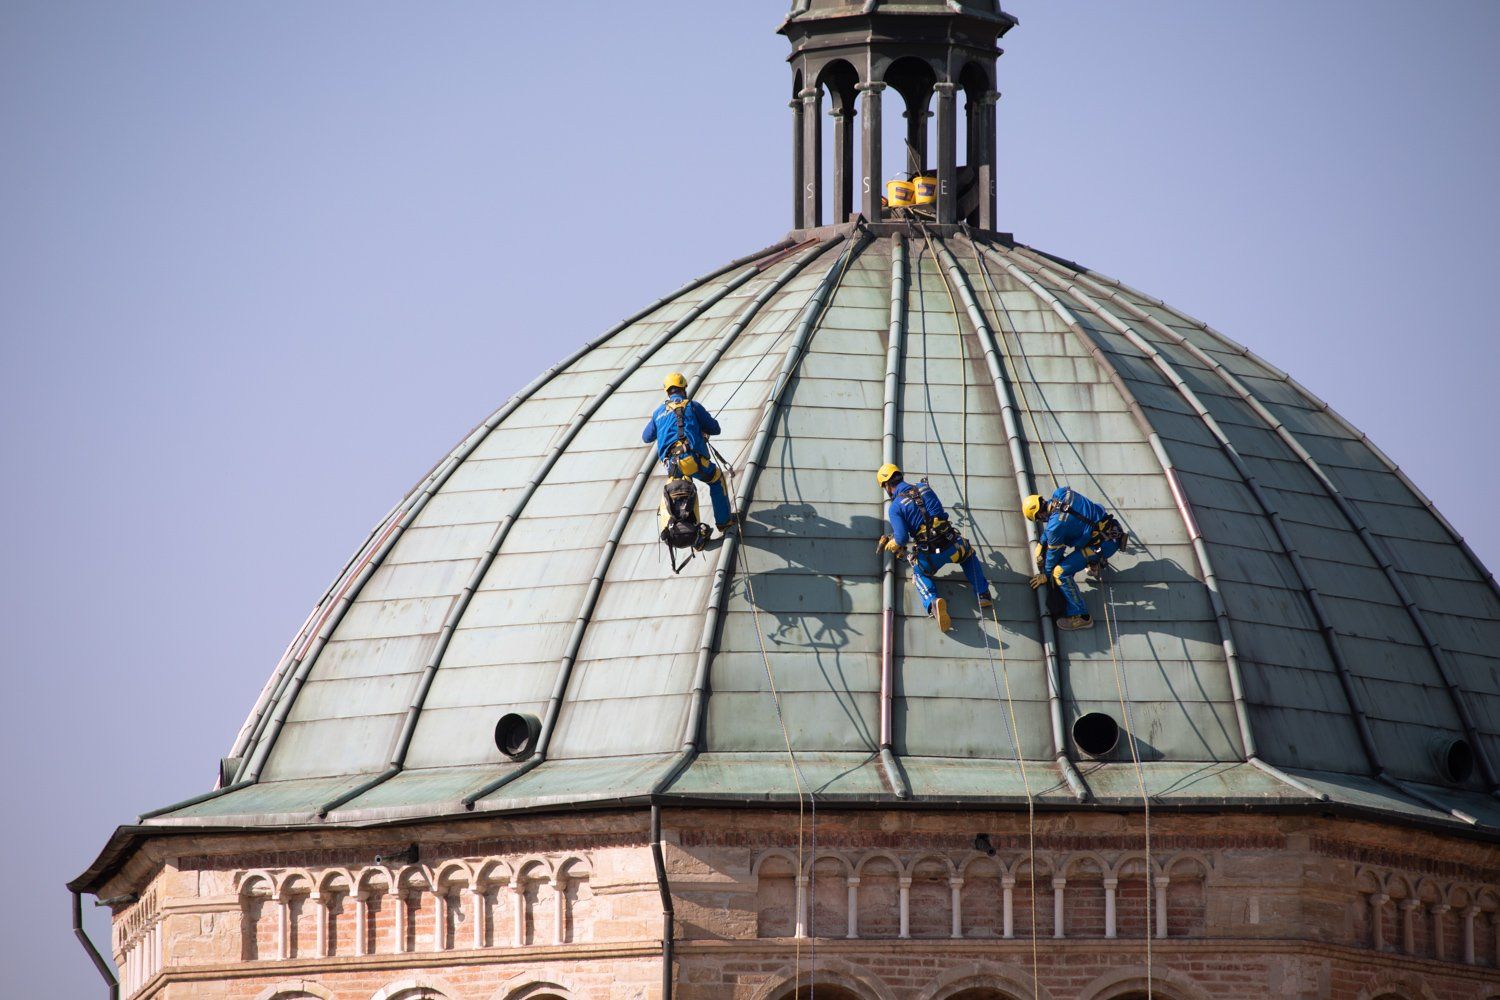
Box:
845;877;859;939
791;99;805;230
1001;874;1015;939
553;875;568;945
898;876;912;939
511;880;526;948
1400;898;1419;954
432;888;447;952
1154;876;1170;939
801;87;823;229
275;892;290;961
309;892;326;958
794;874;808;938
395;890;410;954
1052;876;1066;939
949;877;964;938
858;82;885;221
1431;902;1450;960
934;82;958;224
904;102;929;175
978;91;999;230
1462;905;1479;964
831;105;856;224
1104;877;1119;939
1369;893;1388;950
354;891;369;957
469;884;486;950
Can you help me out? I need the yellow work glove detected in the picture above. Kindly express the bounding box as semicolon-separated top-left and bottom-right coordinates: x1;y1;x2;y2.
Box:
1029;572;1049;591
876;535;903;555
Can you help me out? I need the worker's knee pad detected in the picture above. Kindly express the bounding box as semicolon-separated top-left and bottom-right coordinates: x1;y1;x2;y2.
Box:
1052;564;1066;585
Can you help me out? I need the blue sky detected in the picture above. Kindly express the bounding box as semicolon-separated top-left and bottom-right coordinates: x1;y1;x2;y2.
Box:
2;1;1496;992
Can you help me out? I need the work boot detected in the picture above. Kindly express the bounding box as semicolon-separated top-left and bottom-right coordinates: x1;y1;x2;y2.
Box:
1057;614;1094;631
931;598;952;633
978;589;995;610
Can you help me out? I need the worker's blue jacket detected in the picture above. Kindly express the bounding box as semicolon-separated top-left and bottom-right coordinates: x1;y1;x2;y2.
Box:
642;394;721;461
886;481;949;548
1040;486;1112;573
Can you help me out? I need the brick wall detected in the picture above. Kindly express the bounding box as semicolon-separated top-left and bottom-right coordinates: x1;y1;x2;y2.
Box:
101;808;1500;1000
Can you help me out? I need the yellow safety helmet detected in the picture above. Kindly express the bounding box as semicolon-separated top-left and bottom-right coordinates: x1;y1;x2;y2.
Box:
1023;494;1046;522
876;463;902;490
663;372;688;394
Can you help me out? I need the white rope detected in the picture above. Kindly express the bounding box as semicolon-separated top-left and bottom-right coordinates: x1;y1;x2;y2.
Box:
927;228;1041;998
973;244;1058;489
727;456;813;994
712;234;861;999
1104;567;1152;997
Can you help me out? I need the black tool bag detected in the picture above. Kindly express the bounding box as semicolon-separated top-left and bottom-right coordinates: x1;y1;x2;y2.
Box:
660;478;706;550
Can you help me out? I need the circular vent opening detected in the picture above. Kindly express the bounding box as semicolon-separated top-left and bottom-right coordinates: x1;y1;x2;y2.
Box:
1432;736;1475;784
495;712;541;761
1073;712;1120;758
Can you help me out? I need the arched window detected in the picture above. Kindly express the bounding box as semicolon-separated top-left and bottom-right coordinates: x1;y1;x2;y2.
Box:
882;56;937;178
499;984;571;1000
251;985;334;1000
946;991;1020;1000
371;981;455;1000
773;987;864;1000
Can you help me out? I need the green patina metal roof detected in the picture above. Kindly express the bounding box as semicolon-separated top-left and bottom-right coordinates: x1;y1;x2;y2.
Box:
134;227;1500;837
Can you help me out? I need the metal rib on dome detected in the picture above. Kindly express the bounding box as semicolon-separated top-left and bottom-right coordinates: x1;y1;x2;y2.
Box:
1010;246;1500;802
142;226;1500;834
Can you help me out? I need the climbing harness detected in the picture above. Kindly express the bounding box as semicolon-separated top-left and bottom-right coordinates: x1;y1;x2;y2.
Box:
1104;565;1153;998
1053;487;1129;552
893;482;960;554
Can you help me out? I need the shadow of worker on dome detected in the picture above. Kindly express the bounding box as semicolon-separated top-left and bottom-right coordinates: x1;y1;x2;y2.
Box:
741;501;885;651
735;501;887;751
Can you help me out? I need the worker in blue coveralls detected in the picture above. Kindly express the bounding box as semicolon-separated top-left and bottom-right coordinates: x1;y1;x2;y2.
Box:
642;372;734;533
1024;486;1128;631
876;463;994;634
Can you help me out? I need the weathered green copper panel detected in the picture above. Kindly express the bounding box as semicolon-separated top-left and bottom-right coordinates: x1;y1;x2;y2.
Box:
136;233;1499;835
